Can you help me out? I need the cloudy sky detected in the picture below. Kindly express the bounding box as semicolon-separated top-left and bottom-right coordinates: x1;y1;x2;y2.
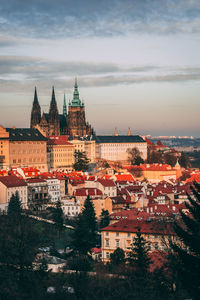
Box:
0;0;200;136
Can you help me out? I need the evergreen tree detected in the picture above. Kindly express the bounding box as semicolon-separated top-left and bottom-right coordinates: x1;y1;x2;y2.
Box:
73;150;90;171
7;191;22;219
72;195;97;255
110;247;125;266
53;200;64;237
127;229;152;299
128;228;151;273
99;209;110;229
171;182;200;300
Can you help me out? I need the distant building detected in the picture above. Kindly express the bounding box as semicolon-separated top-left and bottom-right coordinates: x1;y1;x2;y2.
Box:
47;135;74;171
101;219;174;262
26;178;49;210
95;135;147;162
0;125;47;171
0;175;28;212
30;79;93;137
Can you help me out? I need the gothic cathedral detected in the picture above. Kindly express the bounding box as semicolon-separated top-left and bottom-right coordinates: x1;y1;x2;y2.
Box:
30;79;93;137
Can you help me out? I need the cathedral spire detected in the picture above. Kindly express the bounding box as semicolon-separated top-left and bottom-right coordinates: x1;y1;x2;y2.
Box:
30;86;41;128
63;93;67;117
33;87;39;105
70;78;82;107
49;86;58;114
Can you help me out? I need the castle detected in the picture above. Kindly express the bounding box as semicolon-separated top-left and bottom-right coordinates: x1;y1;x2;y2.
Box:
30;79;93;137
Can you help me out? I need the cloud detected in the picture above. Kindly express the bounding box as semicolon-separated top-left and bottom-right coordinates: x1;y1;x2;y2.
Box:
0;0;200;39
0;55;199;94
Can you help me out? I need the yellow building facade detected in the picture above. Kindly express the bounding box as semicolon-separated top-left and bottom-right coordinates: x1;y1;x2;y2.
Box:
0;125;47;171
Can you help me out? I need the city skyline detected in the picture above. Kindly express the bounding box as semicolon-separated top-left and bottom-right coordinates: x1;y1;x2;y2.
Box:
0;0;200;136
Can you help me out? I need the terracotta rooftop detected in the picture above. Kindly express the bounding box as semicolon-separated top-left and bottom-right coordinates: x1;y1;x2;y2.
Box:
0;175;27;188
101;219;174;235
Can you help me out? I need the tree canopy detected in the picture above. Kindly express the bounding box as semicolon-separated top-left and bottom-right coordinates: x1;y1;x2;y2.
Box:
127;147;144;165
73;150;90;171
172;182;200;300
72;195;97;255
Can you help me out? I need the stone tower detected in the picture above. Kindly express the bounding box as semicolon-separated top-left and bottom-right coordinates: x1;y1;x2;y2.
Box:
30;87;41;128
68;79;92;136
48;87;60;136
63;94;67;117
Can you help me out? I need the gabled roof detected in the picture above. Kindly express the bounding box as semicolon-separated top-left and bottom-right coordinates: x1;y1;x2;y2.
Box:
0;175;27;188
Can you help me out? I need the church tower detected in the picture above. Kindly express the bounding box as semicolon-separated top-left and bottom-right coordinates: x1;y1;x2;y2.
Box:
48;87;60;136
68;79;90;136
30;87;41;128
63;94;67;117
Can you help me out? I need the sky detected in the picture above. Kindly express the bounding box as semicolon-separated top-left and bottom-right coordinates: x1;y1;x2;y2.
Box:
0;0;200;137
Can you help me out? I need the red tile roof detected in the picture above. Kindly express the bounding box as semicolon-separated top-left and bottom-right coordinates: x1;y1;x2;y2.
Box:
47;135;73;146
0;175;27;188
97;178;116;187
73;188;102;197
101;219;174;235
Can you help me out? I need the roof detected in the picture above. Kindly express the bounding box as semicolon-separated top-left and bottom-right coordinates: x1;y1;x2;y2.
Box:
47;135;73;146
73;188;102;197
5;128;47;141
0;175;27;188
26;178;46;184
97;178;116;187
95;135;146;144
101;219;174;235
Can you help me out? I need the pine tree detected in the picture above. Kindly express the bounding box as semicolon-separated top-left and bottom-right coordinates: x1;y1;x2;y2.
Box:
73;150;90;171
128;228;151;274
172;182;200;300
99;209;110;229
72;195;97;254
53;200;64;237
7;191;22;219
127;228;152;298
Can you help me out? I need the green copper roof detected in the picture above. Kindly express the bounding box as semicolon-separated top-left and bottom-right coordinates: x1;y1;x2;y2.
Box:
69;78;84;107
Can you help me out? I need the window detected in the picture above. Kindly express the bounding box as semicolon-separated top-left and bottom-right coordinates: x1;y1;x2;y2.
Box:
105;239;109;247
106;232;109;236
106;252;110;259
116;232;119;237
128;233;131;237
116;240;119;247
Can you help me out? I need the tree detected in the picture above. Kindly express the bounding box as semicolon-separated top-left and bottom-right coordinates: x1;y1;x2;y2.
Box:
73;150;90;171
52;200;64;238
147;149;163;164
99;209;110;229
7;191;22;219
164;152;177;167
110;247;125;266
178;152;191;168
127;229;152;299
129;166;143;178
127;147;144;165
0;198;42;298
72;195;98;255
171;182;200;299
128;229;151;274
